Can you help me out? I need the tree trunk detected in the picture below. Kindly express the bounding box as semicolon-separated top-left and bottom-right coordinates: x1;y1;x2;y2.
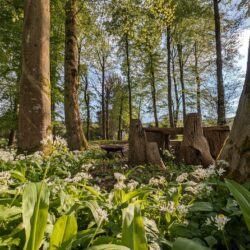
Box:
101;55;106;140
125;34;132;123
213;0;226;125
105;90;109;140
194;42;201;115
167;27;174;128
18;0;51;153
84;75;90;140
219;40;250;182
64;0;88;151
172;55;179;127
117;96;123;141
177;43;186;121
149;53;159;127
180;113;214;167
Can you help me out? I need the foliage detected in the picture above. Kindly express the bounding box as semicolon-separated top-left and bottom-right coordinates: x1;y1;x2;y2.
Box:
0;141;250;249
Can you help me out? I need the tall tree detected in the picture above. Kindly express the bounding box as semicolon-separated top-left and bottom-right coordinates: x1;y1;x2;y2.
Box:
18;0;51;153
167;27;174;127
219;40;250;181
64;0;88;150
213;0;226;125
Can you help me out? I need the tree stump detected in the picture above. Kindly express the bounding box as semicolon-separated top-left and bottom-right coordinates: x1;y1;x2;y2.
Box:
180;113;214;167
203;126;230;159
146;142;166;169
128;119;166;169
128;119;147;165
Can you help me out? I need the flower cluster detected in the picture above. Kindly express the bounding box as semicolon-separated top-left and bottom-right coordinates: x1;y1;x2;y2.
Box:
205;214;230;231
114;172;126;190
65;172;92;183
96;207;108;222
149;176;167;186
176;172;188;183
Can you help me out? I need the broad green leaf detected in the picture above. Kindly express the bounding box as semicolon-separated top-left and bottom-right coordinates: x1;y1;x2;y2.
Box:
0;205;21;221
22;182;49;250
225;179;250;231
172;238;209;250
122;203;148;250
189;202;213;212
49;214;77;250
86;244;131;250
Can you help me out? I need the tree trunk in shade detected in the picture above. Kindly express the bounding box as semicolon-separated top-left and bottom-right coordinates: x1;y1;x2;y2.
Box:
219;40;250;182
177;43;186;121
64;0;88;150
167;27;174;128
213;0;226;125
18;0;51;153
149;53;159;127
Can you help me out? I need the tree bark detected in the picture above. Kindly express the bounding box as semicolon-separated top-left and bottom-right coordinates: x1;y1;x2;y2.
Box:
180;113;214;167
177;43;186;121
213;0;226;125
125;34;132;123
101;55;106;140
18;0;51;153
172;54;179;127
194;42;201;116
64;0;88;151
105;88;110;140
117;96;123;141
167;27;174;128
84;75;90;140
149;53;159;127
219;39;250;181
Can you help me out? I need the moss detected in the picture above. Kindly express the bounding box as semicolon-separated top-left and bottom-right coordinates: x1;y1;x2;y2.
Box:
239;136;250;155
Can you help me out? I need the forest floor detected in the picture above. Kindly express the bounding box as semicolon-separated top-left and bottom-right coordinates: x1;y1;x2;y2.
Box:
0;138;250;249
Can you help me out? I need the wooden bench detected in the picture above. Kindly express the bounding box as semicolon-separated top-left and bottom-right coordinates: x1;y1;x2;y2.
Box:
100;145;125;157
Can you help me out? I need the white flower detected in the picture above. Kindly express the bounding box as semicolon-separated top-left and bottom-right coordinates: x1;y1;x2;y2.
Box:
160;201;176;215
168;187;177;195
185;181;197;186
149;177;160;186
216;160;229;168
0;149;15;162
158;176;167;185
114;182;126;190
214;214;230;230
96;208;108;221
217;168;226;176
177;204;188;216
191;168;208;180
176;173;188;183
205;217;212;226
205;214;230;231
127;180;139;191
114;173;126;182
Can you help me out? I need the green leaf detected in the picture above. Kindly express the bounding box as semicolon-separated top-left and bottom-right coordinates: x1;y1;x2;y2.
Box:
225;179;250;232
22;182;50;250
189;202;213;212
86;244;131;250
0;205;21;221
122;203;148;250
49;214;77;250
172;238;209;250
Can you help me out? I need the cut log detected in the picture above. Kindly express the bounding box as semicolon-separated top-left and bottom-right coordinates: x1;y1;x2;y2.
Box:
146;142;166;169
128;119;147;165
203;127;230;159
180;113;214;167
145;131;168;155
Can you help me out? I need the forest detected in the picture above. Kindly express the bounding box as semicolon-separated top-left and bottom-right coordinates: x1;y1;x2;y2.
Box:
0;0;250;249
